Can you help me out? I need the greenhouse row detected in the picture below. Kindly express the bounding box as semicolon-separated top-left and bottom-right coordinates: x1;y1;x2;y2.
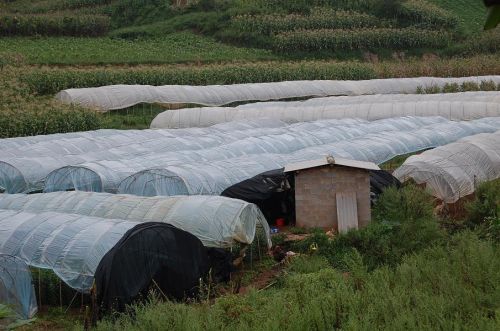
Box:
11;117;493;197
0;208;210;309
1;116;483;195
43;116;441;193
0;117;419;193
55;76;500;111
0;192;271;248
394;130;500;203
0;119;292;193
151;91;500;128
0;118;284;155
118;118;500;197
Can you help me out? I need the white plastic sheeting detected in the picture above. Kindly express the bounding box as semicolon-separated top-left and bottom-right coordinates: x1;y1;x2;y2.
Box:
151;91;500;128
43;117;438;193
0;209;140;292
0;254;37;319
0;119;285;157
0;119;287;193
119;118;500;197
0;192;271;248
393;131;500;203
55;76;500;111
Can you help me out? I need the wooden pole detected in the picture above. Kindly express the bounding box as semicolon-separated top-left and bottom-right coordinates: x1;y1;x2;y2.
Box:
38;269;42;309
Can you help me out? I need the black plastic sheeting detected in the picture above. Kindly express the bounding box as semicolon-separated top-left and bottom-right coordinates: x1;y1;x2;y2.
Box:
206;248;233;283
221;168;295;225
370;170;402;196
94;222;209;311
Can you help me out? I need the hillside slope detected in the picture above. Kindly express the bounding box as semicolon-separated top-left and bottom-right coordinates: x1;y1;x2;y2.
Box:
1;0;497;61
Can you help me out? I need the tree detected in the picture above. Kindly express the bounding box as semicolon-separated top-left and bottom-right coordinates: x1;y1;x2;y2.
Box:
484;0;500;30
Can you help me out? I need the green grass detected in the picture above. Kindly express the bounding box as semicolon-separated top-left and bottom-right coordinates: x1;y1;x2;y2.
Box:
99;106;165;130
0;32;277;65
428;0;488;34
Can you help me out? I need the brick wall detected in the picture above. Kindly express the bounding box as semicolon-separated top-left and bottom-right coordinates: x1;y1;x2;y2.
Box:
294;165;371;230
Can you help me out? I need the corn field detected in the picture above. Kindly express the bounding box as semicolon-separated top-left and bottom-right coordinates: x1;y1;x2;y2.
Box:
397;0;459;29
231;9;388;35
21;62;378;95
273;28;453;52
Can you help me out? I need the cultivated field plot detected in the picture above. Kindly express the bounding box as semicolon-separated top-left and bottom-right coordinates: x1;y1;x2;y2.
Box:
0;0;499;330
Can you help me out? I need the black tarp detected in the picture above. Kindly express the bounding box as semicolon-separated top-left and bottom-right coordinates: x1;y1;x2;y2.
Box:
369;170;402;196
221;168;295;225
94;222;209;311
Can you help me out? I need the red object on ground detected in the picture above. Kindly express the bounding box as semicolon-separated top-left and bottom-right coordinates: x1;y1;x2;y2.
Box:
276;218;285;227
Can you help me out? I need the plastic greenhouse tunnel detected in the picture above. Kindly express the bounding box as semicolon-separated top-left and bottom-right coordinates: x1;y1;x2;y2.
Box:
43;117;430;193
0;209;209;310
118;118;500;197
151;91;500;128
0;254;37;320
394;130;500;203
0;119;287;193
55;76;500;111
0;192;271;248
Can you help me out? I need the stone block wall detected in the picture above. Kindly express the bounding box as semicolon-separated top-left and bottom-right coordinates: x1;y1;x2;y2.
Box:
294;165;371;230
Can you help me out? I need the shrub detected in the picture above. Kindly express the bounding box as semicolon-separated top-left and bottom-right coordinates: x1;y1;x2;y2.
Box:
373;184;434;222
0;14;110;36
273;28;452;52
465;178;500;226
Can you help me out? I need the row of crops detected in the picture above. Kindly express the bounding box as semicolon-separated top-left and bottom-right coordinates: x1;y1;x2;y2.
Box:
273;28;452;52
227;1;460;52
0;68;100;139
21;56;500;96
0;0;115;36
0;14;110;37
2;0;115;14
231;9;391;35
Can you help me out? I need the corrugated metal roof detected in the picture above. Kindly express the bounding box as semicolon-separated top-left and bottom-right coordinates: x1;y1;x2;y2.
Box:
284;156;379;172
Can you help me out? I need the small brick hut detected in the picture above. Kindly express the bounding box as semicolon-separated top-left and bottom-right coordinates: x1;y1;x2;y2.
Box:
285;156;379;233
